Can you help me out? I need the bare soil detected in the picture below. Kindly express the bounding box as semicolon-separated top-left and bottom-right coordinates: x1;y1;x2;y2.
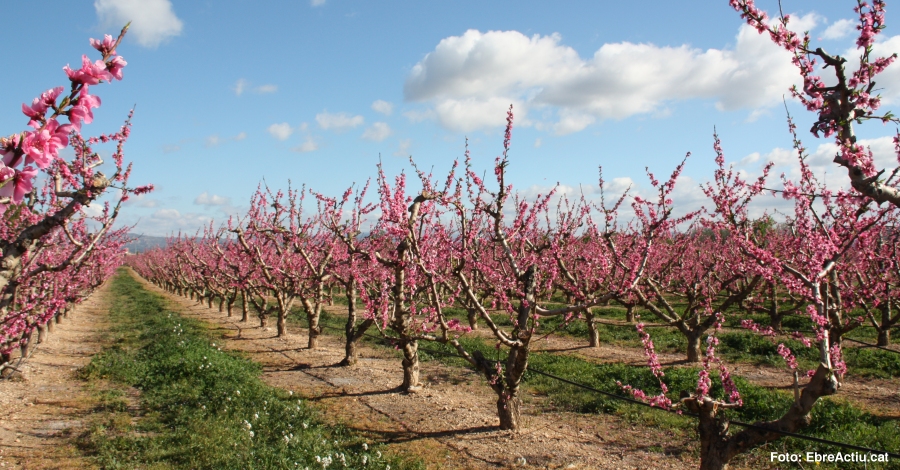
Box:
0;282;113;470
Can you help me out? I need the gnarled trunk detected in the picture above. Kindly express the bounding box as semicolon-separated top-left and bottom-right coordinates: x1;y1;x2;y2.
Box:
339;284;373;366
497;393;522;430
687;364;839;470
400;339;421;392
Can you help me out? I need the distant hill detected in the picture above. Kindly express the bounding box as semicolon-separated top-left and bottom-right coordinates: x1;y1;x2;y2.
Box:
125;234;169;253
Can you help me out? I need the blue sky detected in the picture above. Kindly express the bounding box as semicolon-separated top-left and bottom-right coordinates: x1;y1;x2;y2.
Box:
3;1;900;236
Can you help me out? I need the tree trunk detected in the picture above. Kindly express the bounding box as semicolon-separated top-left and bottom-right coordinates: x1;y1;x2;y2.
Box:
259;312;268;328
695;400;734;470
340;285;373;366
467;307;478;330
226;299;234;317
877;329;890;347
276;308;287;337
586;308;600;347
687;364;839;470
47;318;55;332
241;294;249;322
400;339;421;392
207;296;213;309
625;305;635;322
36;324;46;344
20;331;32;358
686;331;702;363
497;392;522;430
307;312;320;349
342;337;360;366
218;298;224;313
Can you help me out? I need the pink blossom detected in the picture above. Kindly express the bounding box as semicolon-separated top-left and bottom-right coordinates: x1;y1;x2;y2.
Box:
133;184;154;195
0;135;21;167
68;86;102;131
64;55;113;85
107;55;127;81
0;165;37;203
21;87;65;128
776;343;798;369
90;34;117;55
22;119;71;169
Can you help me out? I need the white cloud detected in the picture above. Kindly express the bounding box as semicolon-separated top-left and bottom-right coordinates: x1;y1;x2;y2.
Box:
372;100;394;115
552;112;595;136
124;194;158;208
234;79;277;96
403;109;435;123
292;136;319;153
80;203;105;217
534;138;542;148
135;209;215;236
404;18;819;133
268;122;294;141
311;0;326;6
233;78;249;96
863;35;900;105
362;122;392;142
153;208;182;220
162;144;181;153
432;97;522;133
94;0;183;48
823;19;855;40
394;139;412;157
234;132;247;141
205;135;220;147
195;192;231;206
316;111;365;131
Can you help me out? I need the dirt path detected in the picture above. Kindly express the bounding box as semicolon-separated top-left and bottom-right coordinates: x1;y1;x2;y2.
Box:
131;272;730;470
0;282;113;470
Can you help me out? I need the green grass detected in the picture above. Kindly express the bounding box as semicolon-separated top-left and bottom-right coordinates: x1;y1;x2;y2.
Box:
78;269;419;470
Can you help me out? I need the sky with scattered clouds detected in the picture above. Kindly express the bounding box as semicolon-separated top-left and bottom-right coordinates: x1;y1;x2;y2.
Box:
3;1;900;235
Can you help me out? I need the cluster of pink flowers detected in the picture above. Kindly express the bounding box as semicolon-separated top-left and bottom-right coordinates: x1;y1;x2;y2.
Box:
1;31;127;208
776;343;799;370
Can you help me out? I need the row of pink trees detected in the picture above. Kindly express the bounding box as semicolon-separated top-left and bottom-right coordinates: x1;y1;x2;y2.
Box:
0;25;152;375
130;2;900;469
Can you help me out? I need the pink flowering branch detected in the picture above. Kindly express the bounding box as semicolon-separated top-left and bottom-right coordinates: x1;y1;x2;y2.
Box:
730;0;900;207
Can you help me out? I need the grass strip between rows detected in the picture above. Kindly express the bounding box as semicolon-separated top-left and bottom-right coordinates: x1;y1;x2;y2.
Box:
77;269;419;469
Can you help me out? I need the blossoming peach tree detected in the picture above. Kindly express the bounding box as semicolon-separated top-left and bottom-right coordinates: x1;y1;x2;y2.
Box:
0;24;152;373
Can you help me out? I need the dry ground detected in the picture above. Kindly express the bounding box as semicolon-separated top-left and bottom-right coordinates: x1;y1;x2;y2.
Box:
0;282;113;470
